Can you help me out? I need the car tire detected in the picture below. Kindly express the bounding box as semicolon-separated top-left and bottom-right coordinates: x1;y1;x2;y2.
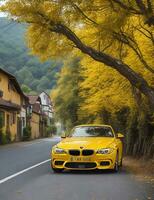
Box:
114;152;119;172
120;158;123;167
51;163;64;173
52;168;64;173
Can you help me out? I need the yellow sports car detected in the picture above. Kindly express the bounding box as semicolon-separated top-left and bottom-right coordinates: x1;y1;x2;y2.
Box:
51;124;124;173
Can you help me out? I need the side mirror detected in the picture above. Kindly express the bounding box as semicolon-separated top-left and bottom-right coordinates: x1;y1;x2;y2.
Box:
117;133;124;138
61;132;66;139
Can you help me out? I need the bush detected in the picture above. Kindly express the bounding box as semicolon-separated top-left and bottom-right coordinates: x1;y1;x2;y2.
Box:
45;125;57;137
0;130;10;145
22;126;31;141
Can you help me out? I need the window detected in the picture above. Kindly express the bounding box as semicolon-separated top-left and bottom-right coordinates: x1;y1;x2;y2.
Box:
0;111;5;128
6;114;10;128
8;80;16;92
10;112;16;125
13;112;16;124
70;126;114;137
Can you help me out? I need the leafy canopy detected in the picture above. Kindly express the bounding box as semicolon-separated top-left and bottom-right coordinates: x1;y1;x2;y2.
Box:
1;0;154;106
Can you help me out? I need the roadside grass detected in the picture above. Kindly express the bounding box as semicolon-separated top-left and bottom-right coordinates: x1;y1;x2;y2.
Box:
123;157;154;184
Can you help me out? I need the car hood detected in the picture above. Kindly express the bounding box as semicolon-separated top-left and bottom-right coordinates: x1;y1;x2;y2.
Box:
57;137;116;149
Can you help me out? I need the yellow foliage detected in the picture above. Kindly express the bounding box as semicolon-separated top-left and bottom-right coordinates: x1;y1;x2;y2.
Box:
1;0;154;123
78;56;135;122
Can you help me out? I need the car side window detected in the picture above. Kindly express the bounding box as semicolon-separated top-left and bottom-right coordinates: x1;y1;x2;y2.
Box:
108;131;113;137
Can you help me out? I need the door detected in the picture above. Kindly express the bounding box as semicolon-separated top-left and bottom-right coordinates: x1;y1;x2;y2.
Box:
17;117;22;141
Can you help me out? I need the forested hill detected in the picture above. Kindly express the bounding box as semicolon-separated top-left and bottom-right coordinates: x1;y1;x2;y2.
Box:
0;17;62;94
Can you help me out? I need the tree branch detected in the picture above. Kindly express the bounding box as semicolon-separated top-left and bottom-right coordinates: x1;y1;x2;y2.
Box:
112;0;154;26
147;0;153;13
101;41;113;52
23;11;154;107
50;23;154;102
135;26;154;45
135;0;147;14
135;0;154;26
71;2;98;25
111;0;141;14
113;31;154;73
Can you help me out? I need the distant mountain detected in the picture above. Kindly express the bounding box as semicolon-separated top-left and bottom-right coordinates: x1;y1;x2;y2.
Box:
0;17;62;94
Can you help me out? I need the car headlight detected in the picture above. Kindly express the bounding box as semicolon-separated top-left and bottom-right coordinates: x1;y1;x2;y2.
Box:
97;148;114;154
53;147;67;154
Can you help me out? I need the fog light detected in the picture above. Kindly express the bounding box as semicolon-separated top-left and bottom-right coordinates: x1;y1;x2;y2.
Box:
100;161;110;166
55;161;64;165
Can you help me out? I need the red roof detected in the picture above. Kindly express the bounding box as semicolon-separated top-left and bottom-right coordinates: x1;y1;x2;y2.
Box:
32;103;41;114
28;95;41;105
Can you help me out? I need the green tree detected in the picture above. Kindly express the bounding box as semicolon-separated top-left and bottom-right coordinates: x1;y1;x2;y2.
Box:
21;84;32;94
1;0;154;107
37;76;50;92
52;57;81;130
0;18;62;93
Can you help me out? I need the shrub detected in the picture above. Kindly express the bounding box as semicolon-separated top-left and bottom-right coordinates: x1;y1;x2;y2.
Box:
45;125;57;137
0;129;10;145
22;126;31;141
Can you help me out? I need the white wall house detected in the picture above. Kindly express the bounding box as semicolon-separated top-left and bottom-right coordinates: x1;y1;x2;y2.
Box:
39;92;53;124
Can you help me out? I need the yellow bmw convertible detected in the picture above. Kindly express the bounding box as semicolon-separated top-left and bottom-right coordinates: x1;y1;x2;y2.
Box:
51;124;124;173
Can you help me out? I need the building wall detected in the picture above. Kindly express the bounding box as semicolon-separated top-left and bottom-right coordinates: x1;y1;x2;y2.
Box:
30;112;40;139
0;109;19;141
0;72;21;105
0;71;24;141
39;92;53;125
20;107;26;138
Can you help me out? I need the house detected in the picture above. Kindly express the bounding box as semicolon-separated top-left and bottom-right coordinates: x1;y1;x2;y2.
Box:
28;92;54;138
0;68;54;143
27;95;42;139
0;68;28;142
39;92;54;126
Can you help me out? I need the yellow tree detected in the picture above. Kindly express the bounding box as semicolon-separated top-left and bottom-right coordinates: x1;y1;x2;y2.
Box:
1;0;154;107
78;56;135;122
78;53;153;156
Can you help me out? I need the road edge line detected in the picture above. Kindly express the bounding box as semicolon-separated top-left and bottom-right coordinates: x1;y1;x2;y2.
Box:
0;159;51;185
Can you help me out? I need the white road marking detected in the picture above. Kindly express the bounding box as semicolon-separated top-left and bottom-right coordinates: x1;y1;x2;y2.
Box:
22;137;61;147
22;141;43;147
0;159;51;185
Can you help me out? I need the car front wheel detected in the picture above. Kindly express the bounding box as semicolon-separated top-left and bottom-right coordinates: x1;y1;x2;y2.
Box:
52;168;64;173
114;152;119;172
51;163;64;173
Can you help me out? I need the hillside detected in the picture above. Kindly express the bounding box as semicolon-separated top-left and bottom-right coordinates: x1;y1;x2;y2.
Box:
0;17;62;94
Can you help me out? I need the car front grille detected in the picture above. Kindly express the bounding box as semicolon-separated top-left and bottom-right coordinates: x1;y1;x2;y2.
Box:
69;150;80;156
69;149;94;156
65;162;96;169
82;150;94;156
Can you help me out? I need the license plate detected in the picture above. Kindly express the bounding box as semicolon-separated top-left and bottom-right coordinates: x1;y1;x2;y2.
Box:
70;157;92;162
78;164;85;168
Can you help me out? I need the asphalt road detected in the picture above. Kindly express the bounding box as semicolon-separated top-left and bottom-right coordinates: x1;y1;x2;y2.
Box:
0;137;153;200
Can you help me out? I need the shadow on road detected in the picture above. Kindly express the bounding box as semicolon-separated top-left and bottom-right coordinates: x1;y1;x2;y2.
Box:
49;168;128;176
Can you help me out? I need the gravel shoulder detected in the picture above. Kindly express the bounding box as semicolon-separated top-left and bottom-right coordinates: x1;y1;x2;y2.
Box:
123;157;154;184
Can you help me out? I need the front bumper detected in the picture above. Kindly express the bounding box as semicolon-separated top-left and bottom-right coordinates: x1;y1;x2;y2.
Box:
51;150;117;170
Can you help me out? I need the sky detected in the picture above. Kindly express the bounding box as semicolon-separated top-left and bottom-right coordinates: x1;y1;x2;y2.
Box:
0;12;7;17
0;12;6;17
0;0;7;17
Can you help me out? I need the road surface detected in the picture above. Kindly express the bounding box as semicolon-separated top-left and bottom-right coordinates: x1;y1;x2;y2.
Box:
0;137;153;200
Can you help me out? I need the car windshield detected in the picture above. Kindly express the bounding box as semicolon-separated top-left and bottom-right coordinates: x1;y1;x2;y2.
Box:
70;126;114;137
